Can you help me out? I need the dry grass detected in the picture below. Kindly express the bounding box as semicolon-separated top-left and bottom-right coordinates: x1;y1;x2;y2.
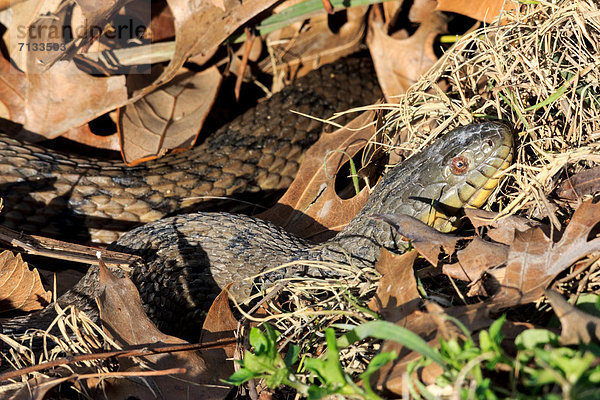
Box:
239;259;380;366
0;305;119;396
383;0;600;226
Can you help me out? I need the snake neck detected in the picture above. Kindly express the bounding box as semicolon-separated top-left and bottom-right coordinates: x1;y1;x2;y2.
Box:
311;160;422;269
314;214;403;270
311;121;514;269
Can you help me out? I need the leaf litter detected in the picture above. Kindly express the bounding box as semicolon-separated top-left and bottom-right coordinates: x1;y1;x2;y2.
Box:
118;66;222;165
1;0;600;398
258;109;380;241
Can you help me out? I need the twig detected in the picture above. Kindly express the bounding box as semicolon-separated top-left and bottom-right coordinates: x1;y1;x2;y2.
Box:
0;225;140;267
0;339;235;381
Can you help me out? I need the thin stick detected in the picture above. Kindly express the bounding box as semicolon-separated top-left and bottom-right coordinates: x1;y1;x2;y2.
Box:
0;339;235;382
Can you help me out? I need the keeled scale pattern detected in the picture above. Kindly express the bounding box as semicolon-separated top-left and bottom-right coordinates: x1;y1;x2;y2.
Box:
0;57;381;243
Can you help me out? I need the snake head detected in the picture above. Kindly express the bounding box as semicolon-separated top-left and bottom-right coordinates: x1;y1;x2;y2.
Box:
364;121;514;234
423;121;514;231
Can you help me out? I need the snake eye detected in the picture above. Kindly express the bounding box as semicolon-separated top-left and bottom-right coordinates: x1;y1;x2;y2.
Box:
450;156;469;175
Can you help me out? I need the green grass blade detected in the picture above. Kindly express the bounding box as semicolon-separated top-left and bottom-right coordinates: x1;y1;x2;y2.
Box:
335;320;446;366
524;74;575;111
230;0;395;43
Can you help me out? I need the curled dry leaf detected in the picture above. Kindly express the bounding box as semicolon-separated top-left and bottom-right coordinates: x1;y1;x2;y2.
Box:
258;110;376;241
556;165;600;200
465;208;541;246
367;0;447;101
436;0;517;24
368;249;420;323
491;200;600;310
97;260;229;399
0;250;51;312
262;5;368;82
137;0;280;100
118;66;222;165
374;214;460;266
545;289;600;345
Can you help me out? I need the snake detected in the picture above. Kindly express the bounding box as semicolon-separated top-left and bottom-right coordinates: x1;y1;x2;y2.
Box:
0;57;382;244
3;120;513;339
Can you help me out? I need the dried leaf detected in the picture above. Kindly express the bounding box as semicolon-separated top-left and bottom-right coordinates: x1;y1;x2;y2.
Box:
144;2;176;42
62;123;121;151
97;260;229;399
545;289;600;345
136;0;279;100
0;250;51;312
23;2;77;72
199;283;237;383
23;61;128;139
0;56;26;124
492;200;600;309
258;110;376;241
2;0;55;69
443;237;508;284
436;0;517;23
465;208;541;245
408;0;437;22
31;0;141;70
374;214;460;266
262;6;368;80
0;2;131;140
367;0;447;101
75;0;136;36
118;67;222;165
556;166;600;200
368;249;420;323
210;0;227;11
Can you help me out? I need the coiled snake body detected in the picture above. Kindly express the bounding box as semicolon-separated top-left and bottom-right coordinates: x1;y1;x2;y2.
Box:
0;58;381;244
8;122;513;338
0;59;513;338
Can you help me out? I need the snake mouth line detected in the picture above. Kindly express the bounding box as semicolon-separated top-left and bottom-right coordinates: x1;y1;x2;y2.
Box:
465;143;514;209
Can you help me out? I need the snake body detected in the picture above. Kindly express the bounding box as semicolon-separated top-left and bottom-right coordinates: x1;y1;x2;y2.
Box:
0;57;513;337
0;58;381;243
12;122;513;339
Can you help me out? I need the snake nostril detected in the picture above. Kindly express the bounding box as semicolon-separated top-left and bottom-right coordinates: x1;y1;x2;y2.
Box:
482;139;494;153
